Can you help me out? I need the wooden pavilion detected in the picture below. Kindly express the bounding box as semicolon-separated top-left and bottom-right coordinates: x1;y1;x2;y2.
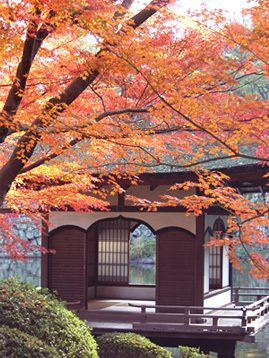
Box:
41;163;269;312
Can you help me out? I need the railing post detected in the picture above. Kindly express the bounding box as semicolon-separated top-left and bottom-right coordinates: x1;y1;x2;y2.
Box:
185;307;190;325
234;287;239;303
260;299;265;316
213;317;219;326
241;306;247;328
140;305;146;323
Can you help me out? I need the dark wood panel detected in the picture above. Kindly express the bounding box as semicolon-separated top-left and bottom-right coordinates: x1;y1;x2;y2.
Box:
48;227;86;307
156;229;196;309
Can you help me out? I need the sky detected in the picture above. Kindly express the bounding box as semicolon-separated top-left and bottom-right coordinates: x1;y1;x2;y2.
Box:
177;0;254;21
133;0;253;13
131;0;255;24
180;0;250;11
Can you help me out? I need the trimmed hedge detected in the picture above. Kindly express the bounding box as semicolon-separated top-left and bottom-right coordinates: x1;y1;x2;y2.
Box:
0;277;98;358
0;278;215;358
0;325;60;357
178;346;214;358
96;332;172;358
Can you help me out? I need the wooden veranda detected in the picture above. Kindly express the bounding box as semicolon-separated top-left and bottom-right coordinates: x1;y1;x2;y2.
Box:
73;287;269;358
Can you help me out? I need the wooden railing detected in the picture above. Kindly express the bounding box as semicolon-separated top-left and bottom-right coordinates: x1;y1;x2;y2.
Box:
77;289;269;337
127;303;255;334
241;295;269;330
127;291;269;334
233;287;269;305
78;299;269;337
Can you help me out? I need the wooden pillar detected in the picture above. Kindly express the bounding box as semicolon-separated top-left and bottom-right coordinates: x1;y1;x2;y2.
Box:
41;212;49;288
217;341;236;358
195;213;204;306
200;340;236;358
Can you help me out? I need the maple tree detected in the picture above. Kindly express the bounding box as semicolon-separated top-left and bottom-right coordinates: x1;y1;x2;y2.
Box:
0;0;268;276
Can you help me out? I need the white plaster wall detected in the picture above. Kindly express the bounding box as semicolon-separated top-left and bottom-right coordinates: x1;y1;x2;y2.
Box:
204;288;232;308
49;211;196;234
204;244;210;294
222;245;230;287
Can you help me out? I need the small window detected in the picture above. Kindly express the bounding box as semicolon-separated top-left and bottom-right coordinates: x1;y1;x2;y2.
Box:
209;219;225;289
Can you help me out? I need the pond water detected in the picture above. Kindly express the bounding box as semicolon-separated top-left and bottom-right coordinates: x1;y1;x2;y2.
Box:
129;262;156;284
0;258;268;357
233;266;269;358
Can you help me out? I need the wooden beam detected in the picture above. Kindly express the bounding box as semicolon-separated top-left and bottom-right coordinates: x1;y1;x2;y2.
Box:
118;192;125;210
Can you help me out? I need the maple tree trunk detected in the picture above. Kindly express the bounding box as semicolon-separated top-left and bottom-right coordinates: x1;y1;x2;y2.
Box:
0;145;35;208
0;162;19;208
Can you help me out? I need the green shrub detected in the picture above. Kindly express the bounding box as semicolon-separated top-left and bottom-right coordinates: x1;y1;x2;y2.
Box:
0;325;60;357
96;332;172;358
178;345;214;358
0;277;98;358
130;239;156;261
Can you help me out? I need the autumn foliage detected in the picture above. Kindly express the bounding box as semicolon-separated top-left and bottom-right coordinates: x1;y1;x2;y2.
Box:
0;1;268;276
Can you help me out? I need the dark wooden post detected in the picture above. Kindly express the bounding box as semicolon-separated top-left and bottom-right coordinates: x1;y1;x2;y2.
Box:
41;212;49;288
199;340;236;358
195;213;204;306
217;341;236;358
241;306;247;328
234;287;239;304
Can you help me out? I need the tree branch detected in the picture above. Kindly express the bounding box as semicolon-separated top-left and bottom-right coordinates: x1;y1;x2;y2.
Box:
0;8;55;143
19;107;149;174
0;0;171;206
113;0;135;21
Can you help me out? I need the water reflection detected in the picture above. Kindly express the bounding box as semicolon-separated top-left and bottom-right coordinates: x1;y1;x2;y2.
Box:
233;265;269;358
236;325;269;358
129;263;155;284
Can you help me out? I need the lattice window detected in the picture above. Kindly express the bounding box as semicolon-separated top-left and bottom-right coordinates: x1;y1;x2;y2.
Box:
209;219;225;289
97;219;129;283
209;245;222;288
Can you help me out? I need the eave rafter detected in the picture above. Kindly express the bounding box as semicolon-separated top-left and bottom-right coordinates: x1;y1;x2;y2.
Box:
16;163;269;193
